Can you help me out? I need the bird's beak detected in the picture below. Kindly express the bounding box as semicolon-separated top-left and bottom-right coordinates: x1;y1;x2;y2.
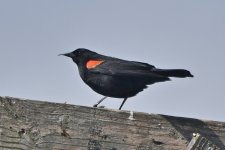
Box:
58;52;74;58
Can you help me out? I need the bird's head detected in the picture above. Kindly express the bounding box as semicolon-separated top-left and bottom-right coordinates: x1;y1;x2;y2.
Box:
59;48;98;65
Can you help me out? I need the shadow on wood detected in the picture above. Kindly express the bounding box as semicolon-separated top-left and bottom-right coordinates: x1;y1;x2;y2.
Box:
0;96;224;150
162;115;225;149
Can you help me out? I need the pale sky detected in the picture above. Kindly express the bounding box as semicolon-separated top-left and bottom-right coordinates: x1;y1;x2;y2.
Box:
0;1;225;121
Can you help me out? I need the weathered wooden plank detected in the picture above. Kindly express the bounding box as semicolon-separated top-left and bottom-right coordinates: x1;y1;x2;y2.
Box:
186;133;221;150
0;96;224;150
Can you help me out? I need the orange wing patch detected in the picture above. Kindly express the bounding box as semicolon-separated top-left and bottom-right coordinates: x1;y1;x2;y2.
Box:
86;60;104;69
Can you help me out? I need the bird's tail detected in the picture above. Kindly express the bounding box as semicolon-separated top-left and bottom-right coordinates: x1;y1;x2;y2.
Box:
152;68;194;78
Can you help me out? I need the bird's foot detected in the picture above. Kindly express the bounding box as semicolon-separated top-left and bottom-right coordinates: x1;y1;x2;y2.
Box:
93;104;105;108
93;104;98;107
98;105;105;108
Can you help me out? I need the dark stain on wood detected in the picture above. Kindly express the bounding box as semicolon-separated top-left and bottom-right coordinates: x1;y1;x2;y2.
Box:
18;128;26;137
152;138;164;145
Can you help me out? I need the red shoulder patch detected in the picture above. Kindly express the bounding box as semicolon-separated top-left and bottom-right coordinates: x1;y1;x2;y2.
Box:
86;60;104;69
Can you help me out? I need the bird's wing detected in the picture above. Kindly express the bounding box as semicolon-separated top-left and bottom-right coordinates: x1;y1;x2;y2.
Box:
88;59;167;79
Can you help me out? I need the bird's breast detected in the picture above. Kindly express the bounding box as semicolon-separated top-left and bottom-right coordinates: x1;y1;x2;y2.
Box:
84;73;147;98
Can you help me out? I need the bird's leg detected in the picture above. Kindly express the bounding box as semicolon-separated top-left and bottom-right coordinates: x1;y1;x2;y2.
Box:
119;98;128;110
93;96;107;107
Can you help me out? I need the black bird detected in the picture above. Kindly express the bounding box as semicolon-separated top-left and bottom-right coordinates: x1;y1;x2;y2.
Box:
59;48;193;110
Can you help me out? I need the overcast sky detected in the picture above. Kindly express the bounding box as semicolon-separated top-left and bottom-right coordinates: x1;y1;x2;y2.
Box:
0;1;224;122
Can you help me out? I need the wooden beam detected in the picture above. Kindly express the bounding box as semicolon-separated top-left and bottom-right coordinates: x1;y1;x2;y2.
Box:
0;96;224;150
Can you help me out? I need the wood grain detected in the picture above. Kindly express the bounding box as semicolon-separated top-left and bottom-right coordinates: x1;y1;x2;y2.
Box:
0;96;224;150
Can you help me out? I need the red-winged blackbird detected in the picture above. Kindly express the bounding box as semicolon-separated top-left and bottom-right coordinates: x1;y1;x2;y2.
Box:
59;48;193;110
